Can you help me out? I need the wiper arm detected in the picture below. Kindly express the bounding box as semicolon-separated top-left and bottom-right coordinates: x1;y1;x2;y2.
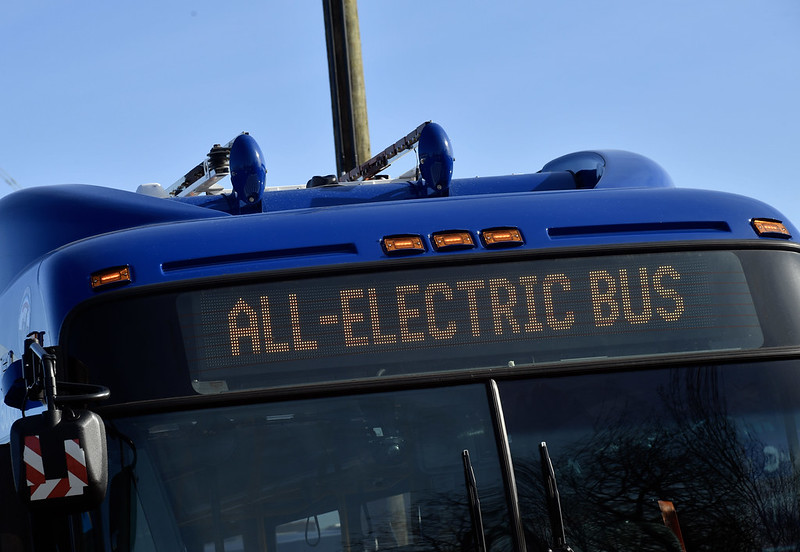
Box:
462;449;488;552
539;442;573;552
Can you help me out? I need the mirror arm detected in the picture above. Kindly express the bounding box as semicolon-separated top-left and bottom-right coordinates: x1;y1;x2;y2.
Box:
23;335;110;409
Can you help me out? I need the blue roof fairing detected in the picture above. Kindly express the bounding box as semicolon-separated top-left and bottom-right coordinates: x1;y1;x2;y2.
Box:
0;148;795;334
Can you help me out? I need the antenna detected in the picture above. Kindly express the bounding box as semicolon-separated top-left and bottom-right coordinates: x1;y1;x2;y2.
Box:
0;168;21;191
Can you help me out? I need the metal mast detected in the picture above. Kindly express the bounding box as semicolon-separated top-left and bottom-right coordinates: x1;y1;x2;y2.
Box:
322;0;371;177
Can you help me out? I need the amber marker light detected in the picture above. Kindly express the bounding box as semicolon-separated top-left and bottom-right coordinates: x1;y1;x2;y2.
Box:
751;218;792;239
382;235;426;255
481;227;524;248
431;231;475;251
90;265;132;290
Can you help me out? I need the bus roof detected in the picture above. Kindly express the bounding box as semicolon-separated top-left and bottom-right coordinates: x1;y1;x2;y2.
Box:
0;146;795;295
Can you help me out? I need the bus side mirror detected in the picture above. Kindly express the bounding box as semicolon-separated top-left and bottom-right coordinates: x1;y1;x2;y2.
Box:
9;407;107;512
2;359;44;411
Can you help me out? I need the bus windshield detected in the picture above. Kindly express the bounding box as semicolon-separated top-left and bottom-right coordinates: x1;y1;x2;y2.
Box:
102;385;512;552
499;360;800;551
93;361;800;552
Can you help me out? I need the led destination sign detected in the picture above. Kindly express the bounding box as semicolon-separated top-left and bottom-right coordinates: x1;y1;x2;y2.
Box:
178;251;763;391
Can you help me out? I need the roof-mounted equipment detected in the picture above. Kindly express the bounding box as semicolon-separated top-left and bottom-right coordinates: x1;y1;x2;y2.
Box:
166;141;232;197
338;121;454;197
229;133;267;208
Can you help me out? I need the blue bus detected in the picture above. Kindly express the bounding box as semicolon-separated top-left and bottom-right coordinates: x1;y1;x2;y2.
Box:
1;123;799;551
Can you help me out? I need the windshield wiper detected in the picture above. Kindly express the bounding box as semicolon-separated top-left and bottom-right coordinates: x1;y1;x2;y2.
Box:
462;449;488;552
539;442;573;552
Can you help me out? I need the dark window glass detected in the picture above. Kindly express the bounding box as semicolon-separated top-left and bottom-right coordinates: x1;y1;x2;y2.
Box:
499;361;800;551
98;385;511;552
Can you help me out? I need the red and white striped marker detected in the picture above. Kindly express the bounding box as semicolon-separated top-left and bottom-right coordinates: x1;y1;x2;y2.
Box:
23;435;88;500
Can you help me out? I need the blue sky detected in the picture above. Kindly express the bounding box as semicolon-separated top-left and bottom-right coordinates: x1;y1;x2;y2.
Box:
1;1;798;223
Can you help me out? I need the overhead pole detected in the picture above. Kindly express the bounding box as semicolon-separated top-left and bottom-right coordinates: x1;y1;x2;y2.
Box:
322;0;371;177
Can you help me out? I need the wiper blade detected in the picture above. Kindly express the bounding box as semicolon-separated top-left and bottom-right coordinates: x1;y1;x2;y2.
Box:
539;442;573;552
462;449;488;552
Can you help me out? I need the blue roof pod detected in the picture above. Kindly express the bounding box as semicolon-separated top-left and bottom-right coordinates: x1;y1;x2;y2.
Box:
239;149;673;214
417;122;454;196
541;150;674;189
230;133;267;209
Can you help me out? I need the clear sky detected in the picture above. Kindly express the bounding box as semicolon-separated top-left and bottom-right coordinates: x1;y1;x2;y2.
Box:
1;1;798;223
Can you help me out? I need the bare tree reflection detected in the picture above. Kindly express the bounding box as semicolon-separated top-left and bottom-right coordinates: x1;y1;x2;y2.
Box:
387;484;512;552
350;367;800;552
514;367;800;552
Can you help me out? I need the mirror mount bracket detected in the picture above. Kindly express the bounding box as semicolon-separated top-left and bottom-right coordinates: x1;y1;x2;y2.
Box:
9;333;109;513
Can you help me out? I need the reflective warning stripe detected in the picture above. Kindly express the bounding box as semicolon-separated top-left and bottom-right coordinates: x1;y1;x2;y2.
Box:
23;436;45;484
23;435;88;500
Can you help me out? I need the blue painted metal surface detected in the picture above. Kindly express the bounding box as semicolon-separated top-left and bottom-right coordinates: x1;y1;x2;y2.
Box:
417;122;454;196
0;148;790;298
0;134;797;419
0;185;227;294
229;133;267;209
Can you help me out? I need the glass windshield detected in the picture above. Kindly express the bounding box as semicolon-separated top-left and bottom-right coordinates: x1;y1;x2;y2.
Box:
88;361;800;552
100;385;512;552
65;249;800;403
499;360;800;551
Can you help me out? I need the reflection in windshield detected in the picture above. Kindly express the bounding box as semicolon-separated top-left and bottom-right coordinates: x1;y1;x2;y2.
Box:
501;362;800;551
105;385;512;552
95;361;800;551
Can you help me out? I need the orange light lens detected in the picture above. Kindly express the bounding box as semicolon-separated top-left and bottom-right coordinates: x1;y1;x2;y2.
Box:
752;218;791;238
481;227;524;247
90;266;132;289
382;235;425;254
432;231;475;251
